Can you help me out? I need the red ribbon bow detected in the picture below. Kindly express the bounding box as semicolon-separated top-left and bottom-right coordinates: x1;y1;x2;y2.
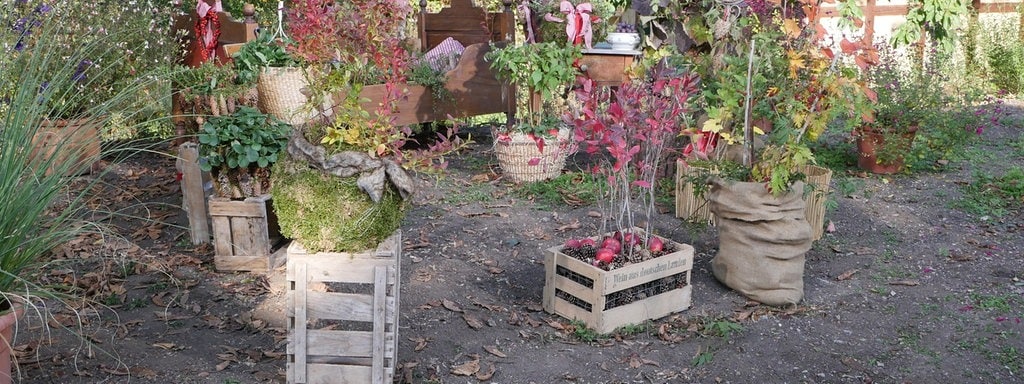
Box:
194;0;224;63
544;1;599;49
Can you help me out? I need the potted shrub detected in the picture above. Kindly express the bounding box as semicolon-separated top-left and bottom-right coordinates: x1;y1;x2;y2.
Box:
540;64;701;333
270;0;468;254
232;27;308;125
197;106;290;270
679;4;875;305
487;41;582;182
857;44;947;174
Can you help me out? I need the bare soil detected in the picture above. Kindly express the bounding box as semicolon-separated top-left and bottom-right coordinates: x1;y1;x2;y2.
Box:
12;104;1024;383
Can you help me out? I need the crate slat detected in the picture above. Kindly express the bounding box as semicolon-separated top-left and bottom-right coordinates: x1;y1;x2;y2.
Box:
285;292;397;323
287;330;396;358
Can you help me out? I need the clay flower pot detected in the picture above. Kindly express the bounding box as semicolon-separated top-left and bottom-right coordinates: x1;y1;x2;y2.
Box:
856;125;918;174
0;304;24;384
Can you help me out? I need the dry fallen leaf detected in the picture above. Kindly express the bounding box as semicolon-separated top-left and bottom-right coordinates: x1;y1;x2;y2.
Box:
475;362;496;381
152;343;177;350
556;220;581;232
547;320;566;331
888;279;920;286
215;360;230;371
463;314;485;330
450;359;480;376
483;345;507;358
409;337;430;351
836;269;859;281
442;299;463;313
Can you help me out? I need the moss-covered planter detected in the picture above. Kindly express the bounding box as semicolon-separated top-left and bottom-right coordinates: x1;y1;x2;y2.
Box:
271;157;404;253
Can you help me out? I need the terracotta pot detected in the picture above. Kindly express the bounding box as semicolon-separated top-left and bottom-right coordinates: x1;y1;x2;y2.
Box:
856;125;918;174
0;304;24;384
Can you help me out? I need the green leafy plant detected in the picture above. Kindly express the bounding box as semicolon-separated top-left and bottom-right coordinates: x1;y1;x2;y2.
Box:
232;32;301;86
6;1;180;119
681;3;874;195
487;42;582;130
892;0;970;53
198;106;290;198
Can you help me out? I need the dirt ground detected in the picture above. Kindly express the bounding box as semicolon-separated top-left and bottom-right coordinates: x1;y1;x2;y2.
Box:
11;103;1024;383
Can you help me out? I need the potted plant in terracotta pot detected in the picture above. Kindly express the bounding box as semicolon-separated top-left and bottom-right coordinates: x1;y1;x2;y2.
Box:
857;44;947;174
487;41;582;182
679;3;875;305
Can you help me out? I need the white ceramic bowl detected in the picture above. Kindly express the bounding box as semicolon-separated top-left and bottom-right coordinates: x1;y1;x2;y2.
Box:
606;32;640;51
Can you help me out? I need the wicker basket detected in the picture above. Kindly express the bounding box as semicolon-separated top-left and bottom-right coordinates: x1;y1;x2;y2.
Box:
493;129;572;183
256;66;309;125
798;164;832;241
674;159;717;224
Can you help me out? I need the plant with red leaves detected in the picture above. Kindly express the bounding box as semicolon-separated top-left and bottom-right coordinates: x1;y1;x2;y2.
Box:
568;65;700;256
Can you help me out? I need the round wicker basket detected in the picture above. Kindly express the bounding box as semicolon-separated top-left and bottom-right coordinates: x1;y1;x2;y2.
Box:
257;67;309;125
493;129;572;183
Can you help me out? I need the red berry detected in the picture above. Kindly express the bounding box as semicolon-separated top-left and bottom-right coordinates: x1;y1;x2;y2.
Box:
595;247;616;264
622;232;642;247
601;237;622;254
565;238;582;249
648;237;664;253
579;238;596;247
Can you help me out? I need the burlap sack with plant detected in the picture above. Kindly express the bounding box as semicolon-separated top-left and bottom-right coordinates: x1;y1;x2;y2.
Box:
707;177;812;306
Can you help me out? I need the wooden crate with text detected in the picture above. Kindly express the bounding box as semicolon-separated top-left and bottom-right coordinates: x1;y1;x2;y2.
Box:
543;230;693;334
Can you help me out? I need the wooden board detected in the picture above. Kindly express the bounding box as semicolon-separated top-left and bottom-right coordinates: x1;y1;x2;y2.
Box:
177;143;210;245
209;194;283;272
417;0;512;51
338;43;510;127
287;231;401;384
579;52;639;87
542;228;693;334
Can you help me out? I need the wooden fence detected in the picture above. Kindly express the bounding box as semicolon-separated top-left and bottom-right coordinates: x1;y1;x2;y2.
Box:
821;0;1022;44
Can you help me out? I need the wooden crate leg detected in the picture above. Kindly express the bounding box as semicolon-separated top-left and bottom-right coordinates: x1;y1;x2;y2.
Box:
178;143;210;244
294;262;308;384
372;266;387;384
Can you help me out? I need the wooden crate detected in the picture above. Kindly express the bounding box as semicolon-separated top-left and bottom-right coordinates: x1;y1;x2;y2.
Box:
209;194;283;272
286;231;401;384
31;117;102;176
675;159;716;224
543;230;694;334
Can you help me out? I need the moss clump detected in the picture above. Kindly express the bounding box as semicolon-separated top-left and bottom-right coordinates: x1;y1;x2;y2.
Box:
270;158;404;253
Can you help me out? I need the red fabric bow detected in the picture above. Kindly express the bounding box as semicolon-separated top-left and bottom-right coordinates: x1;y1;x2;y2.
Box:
544;1;599;49
194;0;224;63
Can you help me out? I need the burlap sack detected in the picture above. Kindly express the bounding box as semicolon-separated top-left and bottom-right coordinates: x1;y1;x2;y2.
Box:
707;177;812;306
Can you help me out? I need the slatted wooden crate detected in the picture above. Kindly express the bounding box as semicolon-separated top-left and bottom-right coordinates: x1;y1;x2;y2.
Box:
209;194;284;272
286;231;401;384
542;229;694;334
